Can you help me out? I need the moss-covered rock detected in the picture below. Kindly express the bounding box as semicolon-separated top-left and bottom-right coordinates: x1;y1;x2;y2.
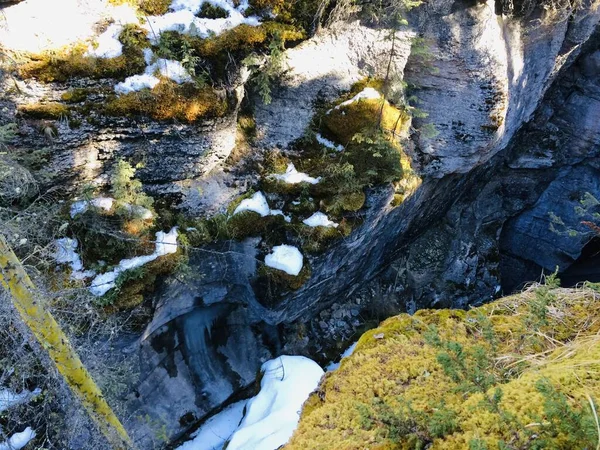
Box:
322;90;410;145
139;0;172;15
197;2;229;18
104;80;229;123
19;25;149;82
61;88;90;103
288;284;600;449
18;102;70;119
254;261;312;307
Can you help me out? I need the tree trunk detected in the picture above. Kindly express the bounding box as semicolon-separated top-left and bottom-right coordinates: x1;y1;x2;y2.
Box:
0;235;135;449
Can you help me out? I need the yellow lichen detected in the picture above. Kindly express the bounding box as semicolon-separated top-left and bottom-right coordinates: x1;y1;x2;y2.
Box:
323;94;410;145
287;285;600;450
61;88;89;103
104;80;229;123
19;25;149;83
18;102;70;119
139;0;172;15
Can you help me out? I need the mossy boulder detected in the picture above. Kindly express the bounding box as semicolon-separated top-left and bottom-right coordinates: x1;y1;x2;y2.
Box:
104;80;229;123
322;91;410;145
138;0;172;15
19;26;149;83
18;102;70;119
287;284;600;449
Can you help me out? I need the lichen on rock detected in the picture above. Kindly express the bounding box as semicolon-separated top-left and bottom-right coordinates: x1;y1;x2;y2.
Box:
287;283;600;449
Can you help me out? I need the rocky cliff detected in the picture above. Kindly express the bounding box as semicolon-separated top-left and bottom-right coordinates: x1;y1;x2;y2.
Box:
0;0;599;447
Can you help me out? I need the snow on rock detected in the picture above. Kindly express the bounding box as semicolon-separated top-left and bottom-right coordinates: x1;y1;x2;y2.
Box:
54;238;96;280
302;212;338;228
144;0;260;44
234;192;271;217
0;427;36;450
315;133;344;151
85;4;140;58
89;227;178;296
265;245;303;276
71;197;152;219
227;356;324;450
0;388;41;413
0;0;124;53
122;204;154;220
115;52;191;93
233;192;292;222
269;209;292;223
325;341;357;371
150;57;193;83
114;74;160;94
327;87;381;114
86;24;125;58
272;164;320;185
155;227;179;256
70;197;114;218
176;400;247;450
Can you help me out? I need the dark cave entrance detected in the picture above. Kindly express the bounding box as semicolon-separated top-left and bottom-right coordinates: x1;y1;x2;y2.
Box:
559;236;600;287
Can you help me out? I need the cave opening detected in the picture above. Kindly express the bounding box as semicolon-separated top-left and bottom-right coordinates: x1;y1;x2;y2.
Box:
559;236;600;287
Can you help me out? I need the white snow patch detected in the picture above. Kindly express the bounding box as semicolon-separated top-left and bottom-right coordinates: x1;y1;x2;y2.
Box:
233;192;292;222
115;51;191;93
114;74;160;94
315;133;343;151
86;24;124;58
176;400;247;450
0;427;36;450
234;192;270;217
152;58;193;83
227;356;324;450
89;227;178;296
0;0;130;53
327;87;381;114
268;209;292;223
122;204;154;220
143;0;260;44
70;197;114;218
54;238;96;280
265;245;303;276
302;212;338;228
85;4;140;58
0;388;41;413
272;164;320;185
325;341;357;371
71;197;152;219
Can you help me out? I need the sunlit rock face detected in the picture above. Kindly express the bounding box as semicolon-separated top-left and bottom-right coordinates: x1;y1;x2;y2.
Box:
0;0;248;196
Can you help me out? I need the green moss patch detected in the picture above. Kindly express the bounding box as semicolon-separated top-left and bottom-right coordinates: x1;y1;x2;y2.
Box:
197;2;229;18
288;283;600;450
18;102;70;119
139;0;172;15
322;93;410;145
61;88;90;103
104;80;229;123
20;25;150;82
253;261;312;307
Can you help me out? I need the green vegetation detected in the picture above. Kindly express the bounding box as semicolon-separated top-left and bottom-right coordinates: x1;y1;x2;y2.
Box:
104;80;229;123
61;88;90;103
18;102;70;119
19;25;150;83
288;281;600;449
110;159;154;210
197;2;229;18
244;31;286;105
139;0;172;15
